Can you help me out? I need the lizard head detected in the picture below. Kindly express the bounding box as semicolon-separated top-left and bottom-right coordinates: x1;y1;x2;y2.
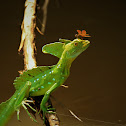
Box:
42;38;90;59
63;39;90;59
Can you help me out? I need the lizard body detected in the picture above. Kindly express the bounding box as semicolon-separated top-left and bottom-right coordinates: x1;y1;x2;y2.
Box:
0;38;90;125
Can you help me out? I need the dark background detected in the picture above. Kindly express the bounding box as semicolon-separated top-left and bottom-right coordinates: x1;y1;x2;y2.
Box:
0;0;126;126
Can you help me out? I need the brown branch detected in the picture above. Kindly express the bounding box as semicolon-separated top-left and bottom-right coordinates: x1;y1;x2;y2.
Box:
19;0;37;70
19;0;60;125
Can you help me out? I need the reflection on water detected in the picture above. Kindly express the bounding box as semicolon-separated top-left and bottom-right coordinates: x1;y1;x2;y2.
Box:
52;94;125;126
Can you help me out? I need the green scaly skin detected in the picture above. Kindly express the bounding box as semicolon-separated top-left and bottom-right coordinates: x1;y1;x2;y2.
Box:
0;38;90;125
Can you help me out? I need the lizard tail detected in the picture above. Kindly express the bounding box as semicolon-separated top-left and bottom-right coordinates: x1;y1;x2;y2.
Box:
0;81;32;126
0;95;16;126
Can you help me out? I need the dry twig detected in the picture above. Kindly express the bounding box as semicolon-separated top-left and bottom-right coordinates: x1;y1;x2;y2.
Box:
41;0;50;33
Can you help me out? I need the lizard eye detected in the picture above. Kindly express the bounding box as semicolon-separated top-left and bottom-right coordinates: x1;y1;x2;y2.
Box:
74;42;78;46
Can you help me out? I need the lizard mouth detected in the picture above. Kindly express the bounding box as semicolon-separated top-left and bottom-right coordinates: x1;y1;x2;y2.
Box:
82;40;90;48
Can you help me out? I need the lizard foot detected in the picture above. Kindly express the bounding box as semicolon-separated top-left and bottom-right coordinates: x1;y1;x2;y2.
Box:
22;100;37;123
39;105;56;124
15;98;37;122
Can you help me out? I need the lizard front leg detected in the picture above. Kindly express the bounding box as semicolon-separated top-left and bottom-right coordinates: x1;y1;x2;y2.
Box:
40;83;59;123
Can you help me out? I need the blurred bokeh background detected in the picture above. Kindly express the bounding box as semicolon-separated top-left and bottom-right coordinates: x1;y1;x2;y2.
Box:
0;0;126;126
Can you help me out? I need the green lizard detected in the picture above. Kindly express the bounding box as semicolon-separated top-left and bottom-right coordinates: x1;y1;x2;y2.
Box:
0;38;90;126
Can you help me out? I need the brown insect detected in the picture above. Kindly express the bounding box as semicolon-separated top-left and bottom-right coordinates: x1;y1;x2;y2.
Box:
75;30;90;39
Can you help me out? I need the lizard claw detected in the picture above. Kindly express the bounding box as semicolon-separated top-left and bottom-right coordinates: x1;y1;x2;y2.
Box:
47;108;56;111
